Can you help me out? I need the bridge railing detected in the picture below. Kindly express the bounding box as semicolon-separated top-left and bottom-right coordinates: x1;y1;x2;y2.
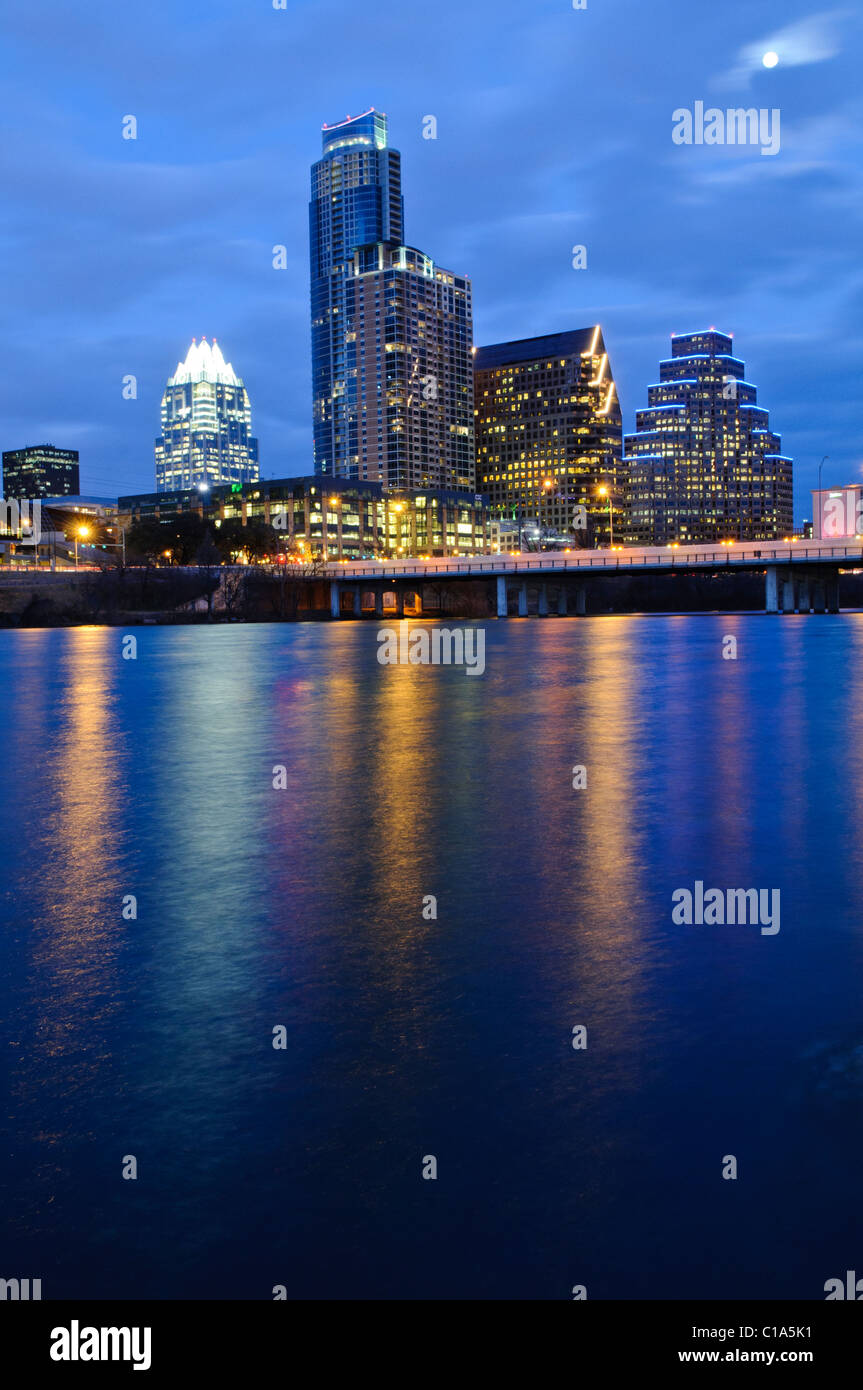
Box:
323;542;863;580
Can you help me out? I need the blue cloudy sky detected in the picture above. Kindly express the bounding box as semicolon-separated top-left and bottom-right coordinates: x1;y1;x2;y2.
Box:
1;0;860;518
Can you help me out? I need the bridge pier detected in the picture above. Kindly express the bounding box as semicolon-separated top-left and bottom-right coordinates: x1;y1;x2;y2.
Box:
353;586;361;617
518;582;528;617
538;583;549;616
496;575;507;618
813;580;827;613
330;579;340;618
575;587;586;616
765;566;779;613
826;573;840;613
558;586;568;617
374;588;385;617
781;577;795;614
797;577;811;613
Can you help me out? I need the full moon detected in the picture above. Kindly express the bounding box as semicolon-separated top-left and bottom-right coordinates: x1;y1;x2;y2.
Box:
762;51;779;68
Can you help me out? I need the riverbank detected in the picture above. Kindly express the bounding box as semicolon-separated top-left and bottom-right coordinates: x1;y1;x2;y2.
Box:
3;564;863;626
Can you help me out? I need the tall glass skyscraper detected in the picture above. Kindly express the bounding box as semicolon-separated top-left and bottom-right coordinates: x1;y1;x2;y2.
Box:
473;329;623;544
155;338;259;492
626;330;793;544
310;109;474;490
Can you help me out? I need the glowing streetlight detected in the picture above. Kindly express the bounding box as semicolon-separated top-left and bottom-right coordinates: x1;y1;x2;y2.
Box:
597;485;613;547
74;523;90;571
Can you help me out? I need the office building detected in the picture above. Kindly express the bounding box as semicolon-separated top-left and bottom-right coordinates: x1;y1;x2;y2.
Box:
119;476;494;560
2;444;80;498
155;337;259;492
626;330;793;544
473;328;623;544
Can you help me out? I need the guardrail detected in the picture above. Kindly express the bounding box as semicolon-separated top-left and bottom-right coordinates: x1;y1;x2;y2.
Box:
323;543;863;580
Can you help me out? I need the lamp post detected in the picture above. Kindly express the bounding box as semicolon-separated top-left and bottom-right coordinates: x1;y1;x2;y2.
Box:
74;523;90;571
817;455;830;539
542;477;556;546
597;485;613;547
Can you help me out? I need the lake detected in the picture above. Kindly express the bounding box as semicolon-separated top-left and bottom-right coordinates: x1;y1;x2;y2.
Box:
2;615;862;1299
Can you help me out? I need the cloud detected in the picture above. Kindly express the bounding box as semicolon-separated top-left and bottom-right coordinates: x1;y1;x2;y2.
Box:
714;8;850;89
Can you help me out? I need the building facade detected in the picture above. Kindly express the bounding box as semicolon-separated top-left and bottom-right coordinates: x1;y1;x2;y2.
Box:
155;338;259;492
2;444;79;498
626;330;793;544
119;476;494;561
310;109;474;490
473;329;623;545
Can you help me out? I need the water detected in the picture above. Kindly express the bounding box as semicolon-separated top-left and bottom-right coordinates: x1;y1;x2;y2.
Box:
2;615;862;1300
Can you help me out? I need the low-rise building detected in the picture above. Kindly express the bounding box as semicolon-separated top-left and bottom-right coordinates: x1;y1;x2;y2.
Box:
118;475;495;560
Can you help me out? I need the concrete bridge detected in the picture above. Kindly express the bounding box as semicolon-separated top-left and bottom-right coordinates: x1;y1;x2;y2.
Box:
323;539;863;618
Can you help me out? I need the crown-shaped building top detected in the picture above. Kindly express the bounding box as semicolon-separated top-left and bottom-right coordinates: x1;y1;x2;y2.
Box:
169;337;240;387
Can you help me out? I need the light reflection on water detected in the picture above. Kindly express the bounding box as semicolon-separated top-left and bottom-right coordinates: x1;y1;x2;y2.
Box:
1;617;863;1299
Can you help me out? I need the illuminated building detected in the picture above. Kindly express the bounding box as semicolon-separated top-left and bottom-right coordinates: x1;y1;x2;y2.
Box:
473;328;623;545
626;330;793;544
119;476;494;560
2;443;79;498
155;337;259;492
310;109;474;490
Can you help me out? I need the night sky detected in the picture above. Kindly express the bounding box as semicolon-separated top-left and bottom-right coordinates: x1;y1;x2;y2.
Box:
1;0;860;519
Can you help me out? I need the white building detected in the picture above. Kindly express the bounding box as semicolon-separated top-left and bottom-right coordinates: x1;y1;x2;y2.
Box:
155;338;259;492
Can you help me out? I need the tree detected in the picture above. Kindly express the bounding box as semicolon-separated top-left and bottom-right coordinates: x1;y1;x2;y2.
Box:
213;517;279;563
126;514;207;565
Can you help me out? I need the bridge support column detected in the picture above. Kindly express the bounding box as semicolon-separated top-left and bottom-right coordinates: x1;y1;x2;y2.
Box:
781;577;795;614
575;587;586;616
518;582;528;617
813;580;827;613
798;577;811;613
496;575;507;618
375;588;385;617
558;586;568;616
394;589;405;617
826;572;840;613
353;586;361;617
765;566;779;613
538;583;549;616
330;579;341;618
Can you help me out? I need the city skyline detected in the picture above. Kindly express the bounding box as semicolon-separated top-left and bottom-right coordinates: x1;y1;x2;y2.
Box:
1;0;860;517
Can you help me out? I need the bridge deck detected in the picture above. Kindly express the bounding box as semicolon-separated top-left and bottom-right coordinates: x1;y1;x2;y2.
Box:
324;541;863;581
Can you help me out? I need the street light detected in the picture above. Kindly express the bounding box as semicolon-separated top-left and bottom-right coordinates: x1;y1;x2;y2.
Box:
74;523;90;571
597;485;613;547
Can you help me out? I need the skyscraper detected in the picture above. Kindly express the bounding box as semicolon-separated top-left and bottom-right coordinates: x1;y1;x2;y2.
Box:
626;330;793;544
155;338;259;492
310;109;474;490
2;444;79;498
473;328;623;544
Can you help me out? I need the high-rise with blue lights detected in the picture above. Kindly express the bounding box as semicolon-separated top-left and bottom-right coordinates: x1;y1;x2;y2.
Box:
625;330;793;544
310;109;474;490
